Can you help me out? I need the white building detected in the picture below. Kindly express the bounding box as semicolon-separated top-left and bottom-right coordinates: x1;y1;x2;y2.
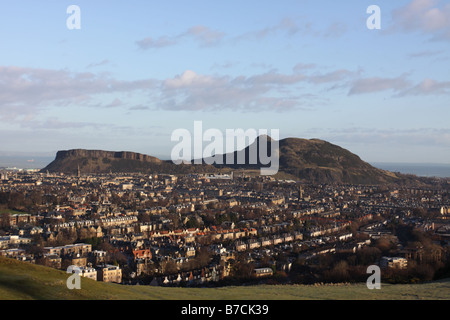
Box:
68;266;97;281
380;256;408;269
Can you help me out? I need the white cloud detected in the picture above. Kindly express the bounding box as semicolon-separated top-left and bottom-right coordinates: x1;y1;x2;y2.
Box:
164;70;220;89
184;26;225;47
401;78;450;95
136;36;177;50
86;59;111;69
392;0;450;41
231;17;333;43
348;76;411;95
136;25;225;50
323;22;348;38
160;70;307;112
3;63;447;123
0;66;156;120
407;50;444;58
158;66;359;112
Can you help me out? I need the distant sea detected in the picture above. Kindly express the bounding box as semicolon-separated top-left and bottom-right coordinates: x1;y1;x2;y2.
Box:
372;162;450;178
1;156;449;178
0;156;54;170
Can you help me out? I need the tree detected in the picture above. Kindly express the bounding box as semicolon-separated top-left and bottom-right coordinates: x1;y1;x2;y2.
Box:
0;212;11;228
29;191;43;207
325;261;350;283
162;260;178;274
233;261;255;279
196;247;212;267
185;217;199;229
138;212;151;223
25;244;44;256
375;236;395;254
356;247;382;265
110;251;128;266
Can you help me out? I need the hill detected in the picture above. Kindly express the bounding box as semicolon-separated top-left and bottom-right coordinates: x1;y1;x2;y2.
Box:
42;148;218;176
193;136;429;185
1;257;450;300
277;138;426;185
41;137;432;185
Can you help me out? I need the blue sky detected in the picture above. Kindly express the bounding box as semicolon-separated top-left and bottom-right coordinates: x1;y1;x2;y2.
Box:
0;0;449;164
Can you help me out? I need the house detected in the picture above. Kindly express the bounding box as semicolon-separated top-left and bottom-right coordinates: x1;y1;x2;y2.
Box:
91;250;107;265
260;237;272;247
78;266;98;281
133;248;152;260
272;235;283;245
248;239;260;250
293;231;303;240
0;235;32;249
283;233;293;243
253;267;273;278
380;256;408;269
8;214;36;227
96;264;122;283
44;253;62;269
184;246;196;258
338;233;353;241
67;265;97;281
68;254;88;267
0;249;34;263
234;241;247;252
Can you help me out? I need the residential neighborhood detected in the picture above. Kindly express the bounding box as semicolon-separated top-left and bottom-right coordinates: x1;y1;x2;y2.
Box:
1;169;449;286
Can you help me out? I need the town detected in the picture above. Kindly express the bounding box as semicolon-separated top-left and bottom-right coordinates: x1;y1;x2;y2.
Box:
1;168;449;287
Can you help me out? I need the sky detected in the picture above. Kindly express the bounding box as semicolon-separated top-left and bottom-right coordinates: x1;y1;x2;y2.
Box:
0;0;449;164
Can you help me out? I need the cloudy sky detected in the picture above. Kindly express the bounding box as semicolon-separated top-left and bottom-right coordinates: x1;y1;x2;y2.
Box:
0;0;449;164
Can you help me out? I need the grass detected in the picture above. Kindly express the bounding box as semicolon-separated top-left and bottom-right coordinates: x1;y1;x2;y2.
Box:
0;209;27;215
1;257;449;300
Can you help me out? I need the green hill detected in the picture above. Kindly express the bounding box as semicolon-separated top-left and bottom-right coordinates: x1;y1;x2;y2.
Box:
1;257;449;300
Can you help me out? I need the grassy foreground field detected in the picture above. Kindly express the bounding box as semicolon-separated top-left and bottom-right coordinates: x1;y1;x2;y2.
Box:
1;257;449;300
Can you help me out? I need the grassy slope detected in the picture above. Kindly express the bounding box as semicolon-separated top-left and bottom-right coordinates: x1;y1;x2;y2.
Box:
0;209;27;215
1;258;450;300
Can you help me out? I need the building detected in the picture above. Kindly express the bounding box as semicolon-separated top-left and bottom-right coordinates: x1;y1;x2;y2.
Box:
67;265;98;281
69;254;87;267
43;243;92;257
9;214;36;226
121;183;134;191
380;256;408;269
44;253;62;269
97;264;122;283
253;267;274;278
0;236;32;249
91;250;107;265
79;266;97;281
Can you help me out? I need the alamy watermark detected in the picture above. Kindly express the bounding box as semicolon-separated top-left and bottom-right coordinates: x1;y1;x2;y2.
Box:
66;5;81;30
367;5;381;30
171;121;279;175
67;265;82;290
366;265;381;290
66;5;380;31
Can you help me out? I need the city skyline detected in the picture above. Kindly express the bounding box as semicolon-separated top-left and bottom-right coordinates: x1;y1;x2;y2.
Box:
1;0;450;164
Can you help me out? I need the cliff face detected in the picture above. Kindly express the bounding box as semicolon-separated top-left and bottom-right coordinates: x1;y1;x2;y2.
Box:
55;149;162;163
43;149;165;174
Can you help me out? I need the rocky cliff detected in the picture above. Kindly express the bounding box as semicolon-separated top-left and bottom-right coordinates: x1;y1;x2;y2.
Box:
54;149;162;163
